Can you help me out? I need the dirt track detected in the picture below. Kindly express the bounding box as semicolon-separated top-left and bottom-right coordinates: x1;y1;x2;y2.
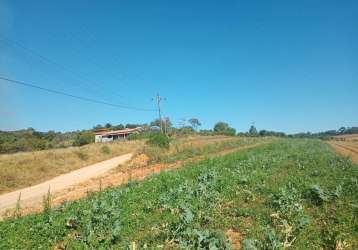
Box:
328;141;358;163
0;153;132;213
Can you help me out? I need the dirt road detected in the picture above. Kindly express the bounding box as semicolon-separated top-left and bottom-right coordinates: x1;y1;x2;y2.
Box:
0;153;133;213
328;141;358;163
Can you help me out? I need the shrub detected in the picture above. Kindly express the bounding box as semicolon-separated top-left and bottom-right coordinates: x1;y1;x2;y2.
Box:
73;132;94;146
75;150;89;160
101;145;111;154
147;133;170;149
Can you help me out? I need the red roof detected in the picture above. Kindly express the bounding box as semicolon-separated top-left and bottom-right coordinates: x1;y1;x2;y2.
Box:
95;127;141;136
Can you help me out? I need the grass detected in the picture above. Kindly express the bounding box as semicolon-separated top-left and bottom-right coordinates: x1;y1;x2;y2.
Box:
140;136;267;164
0;139;357;249
0;140;144;194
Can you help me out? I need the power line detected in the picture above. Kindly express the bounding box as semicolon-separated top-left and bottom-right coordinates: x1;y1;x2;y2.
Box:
0;76;155;112
0;36;130;100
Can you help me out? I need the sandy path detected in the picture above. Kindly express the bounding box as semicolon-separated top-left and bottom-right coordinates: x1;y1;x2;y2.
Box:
0;153;133;212
328;141;358;163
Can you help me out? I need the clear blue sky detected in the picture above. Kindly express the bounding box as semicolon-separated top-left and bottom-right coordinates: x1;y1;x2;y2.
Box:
0;0;357;133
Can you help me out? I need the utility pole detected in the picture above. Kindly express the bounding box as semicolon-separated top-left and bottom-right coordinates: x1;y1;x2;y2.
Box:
154;93;165;134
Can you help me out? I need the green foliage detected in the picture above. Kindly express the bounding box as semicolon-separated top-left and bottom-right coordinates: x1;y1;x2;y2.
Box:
214;122;229;132
127;131;153;140
147;133;170;149
304;184;341;205
73;131;94;146
213;122;236;136
249;125;258;136
101;145;111;155
0;128;96;154
188;118;201;131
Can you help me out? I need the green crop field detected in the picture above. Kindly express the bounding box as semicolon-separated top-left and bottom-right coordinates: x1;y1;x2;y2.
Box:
0;139;357;249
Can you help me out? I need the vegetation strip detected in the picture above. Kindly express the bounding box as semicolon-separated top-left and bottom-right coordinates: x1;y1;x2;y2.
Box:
0;139;357;249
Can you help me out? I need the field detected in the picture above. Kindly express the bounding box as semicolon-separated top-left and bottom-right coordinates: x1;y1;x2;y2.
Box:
0;136;253;195
0;136;265;217
0;139;357;249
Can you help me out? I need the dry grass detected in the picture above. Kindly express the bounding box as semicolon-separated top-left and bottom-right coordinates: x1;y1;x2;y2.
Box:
0;140;144;194
0;135;258;195
333;133;358;141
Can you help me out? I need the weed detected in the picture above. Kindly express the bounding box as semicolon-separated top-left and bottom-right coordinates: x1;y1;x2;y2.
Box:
147;133;170;149
75;150;89;160
101;145;111;154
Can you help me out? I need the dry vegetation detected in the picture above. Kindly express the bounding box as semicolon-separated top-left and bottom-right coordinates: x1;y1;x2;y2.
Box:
329;139;358;163
333;133;358;141
0;140;144;194
0;135;240;195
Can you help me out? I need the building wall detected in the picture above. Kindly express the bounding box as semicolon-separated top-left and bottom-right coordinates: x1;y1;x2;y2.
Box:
95;133;129;143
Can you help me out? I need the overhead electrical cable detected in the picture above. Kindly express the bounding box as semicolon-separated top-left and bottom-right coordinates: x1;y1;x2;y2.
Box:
0;36;130;100
0;76;155;112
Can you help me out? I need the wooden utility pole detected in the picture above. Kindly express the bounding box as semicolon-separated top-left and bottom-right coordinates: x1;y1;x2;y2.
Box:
155;93;165;134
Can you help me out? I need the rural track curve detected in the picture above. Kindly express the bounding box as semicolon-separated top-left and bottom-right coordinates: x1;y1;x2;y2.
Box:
0;153;133;213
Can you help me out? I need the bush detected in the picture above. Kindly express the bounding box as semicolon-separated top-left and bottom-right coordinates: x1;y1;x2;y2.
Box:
127;132;152;140
147;133;170;149
101;145;111;154
73;132;94;146
75;151;89;160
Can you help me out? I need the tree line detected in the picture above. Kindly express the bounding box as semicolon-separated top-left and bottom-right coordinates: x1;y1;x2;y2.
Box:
1;119;357;154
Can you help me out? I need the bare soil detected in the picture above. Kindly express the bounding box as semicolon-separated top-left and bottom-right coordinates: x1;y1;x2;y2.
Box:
328;141;358;163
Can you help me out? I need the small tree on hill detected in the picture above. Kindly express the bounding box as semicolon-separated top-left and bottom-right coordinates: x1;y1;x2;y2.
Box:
189;118;201;131
214;122;229;132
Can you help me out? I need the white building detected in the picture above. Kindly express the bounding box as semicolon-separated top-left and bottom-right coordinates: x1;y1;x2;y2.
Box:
94;127;141;143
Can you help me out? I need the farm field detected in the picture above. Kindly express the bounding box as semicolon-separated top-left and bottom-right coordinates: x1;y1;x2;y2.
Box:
0;136;265;217
0;139;357;249
0;135;252;195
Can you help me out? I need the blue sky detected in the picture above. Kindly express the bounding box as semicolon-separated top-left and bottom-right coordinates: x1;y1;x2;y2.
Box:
0;0;357;133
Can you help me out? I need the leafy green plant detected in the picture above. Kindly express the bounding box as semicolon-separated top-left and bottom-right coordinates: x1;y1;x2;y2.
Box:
304;185;329;205
147;133;170;149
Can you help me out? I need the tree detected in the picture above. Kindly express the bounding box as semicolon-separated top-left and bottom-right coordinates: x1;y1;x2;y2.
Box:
150;118;172;133
93;124;104;130
113;124;125;130
214;122;229;132
105;123;112;129
73;131;94;146
249;125;258;136
150;119;162;127
188;118;201;131
338;127;346;134
213;122;236;136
